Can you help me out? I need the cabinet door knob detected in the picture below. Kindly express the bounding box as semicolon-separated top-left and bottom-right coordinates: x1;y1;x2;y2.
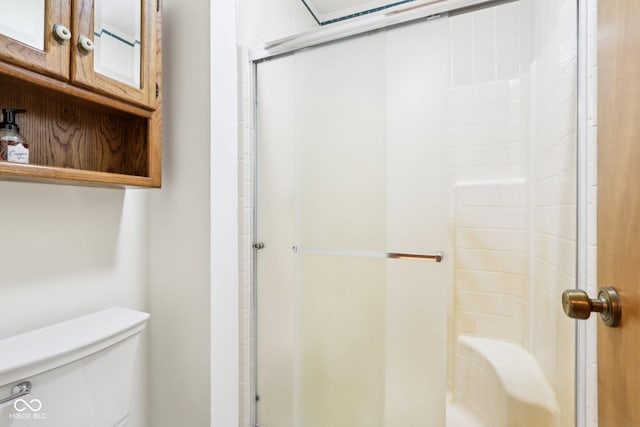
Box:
53;24;71;45
78;35;95;54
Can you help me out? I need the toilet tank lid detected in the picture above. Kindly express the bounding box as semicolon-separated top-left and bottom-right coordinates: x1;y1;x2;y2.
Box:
0;307;149;385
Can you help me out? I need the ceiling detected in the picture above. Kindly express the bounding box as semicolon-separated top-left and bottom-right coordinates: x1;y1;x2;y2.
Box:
301;0;418;24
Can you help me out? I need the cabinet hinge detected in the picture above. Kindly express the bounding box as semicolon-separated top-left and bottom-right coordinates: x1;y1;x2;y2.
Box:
157;0;160;13
156;83;159;99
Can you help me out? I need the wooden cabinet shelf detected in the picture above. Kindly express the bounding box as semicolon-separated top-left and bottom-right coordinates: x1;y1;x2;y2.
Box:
0;66;161;187
0;162;156;187
0;0;162;188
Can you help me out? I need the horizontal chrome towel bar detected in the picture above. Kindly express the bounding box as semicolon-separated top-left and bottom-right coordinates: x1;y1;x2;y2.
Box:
0;381;31;406
291;246;444;263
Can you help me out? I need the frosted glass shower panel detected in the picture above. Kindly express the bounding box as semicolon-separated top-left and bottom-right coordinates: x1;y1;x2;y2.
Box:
384;259;447;426
296;254;385;427
255;54;297;427
94;0;142;88
385;18;449;254
294;36;386;251
0;0;45;50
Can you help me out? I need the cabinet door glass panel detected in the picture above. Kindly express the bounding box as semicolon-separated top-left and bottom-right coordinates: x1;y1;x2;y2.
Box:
94;0;141;88
0;0;45;50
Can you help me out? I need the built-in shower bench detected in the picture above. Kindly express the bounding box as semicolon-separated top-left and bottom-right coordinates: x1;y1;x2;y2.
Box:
451;335;560;427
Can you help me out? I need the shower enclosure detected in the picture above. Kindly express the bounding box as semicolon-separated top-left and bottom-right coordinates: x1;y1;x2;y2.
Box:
253;0;579;426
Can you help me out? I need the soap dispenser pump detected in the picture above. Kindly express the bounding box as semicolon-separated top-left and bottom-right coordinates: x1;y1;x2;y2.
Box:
0;109;28;163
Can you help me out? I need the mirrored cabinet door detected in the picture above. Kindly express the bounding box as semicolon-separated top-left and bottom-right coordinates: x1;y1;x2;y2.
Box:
93;0;142;89
0;0;71;79
0;0;45;50
72;0;156;108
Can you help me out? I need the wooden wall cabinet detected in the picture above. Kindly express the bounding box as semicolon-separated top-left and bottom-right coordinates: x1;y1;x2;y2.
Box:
0;0;162;187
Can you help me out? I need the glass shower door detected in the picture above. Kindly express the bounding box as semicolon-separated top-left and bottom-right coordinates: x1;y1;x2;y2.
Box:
256;17;451;427
255;1;579;426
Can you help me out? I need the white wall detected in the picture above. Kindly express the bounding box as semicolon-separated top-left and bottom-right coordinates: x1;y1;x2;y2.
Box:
0;183;150;426
148;0;212;426
0;1;216;426
211;0;240;426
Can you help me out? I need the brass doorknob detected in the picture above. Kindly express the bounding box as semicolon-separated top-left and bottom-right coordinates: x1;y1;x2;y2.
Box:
561;287;621;327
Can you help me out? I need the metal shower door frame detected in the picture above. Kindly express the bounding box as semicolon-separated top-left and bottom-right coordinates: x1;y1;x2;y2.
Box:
247;0;588;425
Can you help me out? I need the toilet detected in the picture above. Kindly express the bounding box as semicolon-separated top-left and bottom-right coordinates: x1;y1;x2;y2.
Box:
0;307;149;427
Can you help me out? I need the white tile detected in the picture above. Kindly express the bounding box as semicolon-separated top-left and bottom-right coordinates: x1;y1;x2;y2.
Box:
499;181;527;207
456;228;499;250
456;183;501;206
472;7;495;27
587;201;597;247
449;12;472;33
473;24;496;83
473;81;509;104
473;101;510;125
500;207;527;230
449;105;477;128
495;1;519;23
507;100;521;124
448;125;477;147
496;36;519;80
500;251;528;275
449;85;474;109
449;147;477;168
453;66;474;87
508;78;521;102
457;206;502;228
588;67;598;123
507;120;521;143
451;27;473;71
456;289;511;316
475;122;510;145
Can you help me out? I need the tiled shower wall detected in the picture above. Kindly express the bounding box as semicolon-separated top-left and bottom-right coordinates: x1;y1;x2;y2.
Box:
448;2;577;425
529;0;577;426
448;2;531;350
453;180;530;344
441;7;532;392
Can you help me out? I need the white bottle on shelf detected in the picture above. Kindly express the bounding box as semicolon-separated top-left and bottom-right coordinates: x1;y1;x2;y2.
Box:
0;109;29;164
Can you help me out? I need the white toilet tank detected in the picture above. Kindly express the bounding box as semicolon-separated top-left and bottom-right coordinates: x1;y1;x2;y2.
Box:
0;307;149;427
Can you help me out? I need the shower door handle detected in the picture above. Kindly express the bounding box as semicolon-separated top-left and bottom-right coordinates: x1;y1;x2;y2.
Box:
387;251;444;262
561;287;621;327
